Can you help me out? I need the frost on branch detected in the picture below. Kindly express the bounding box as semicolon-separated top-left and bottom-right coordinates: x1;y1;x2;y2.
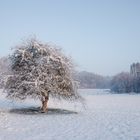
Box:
4;39;81;112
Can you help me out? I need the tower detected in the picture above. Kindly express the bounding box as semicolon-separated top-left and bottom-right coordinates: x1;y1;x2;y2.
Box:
130;63;140;77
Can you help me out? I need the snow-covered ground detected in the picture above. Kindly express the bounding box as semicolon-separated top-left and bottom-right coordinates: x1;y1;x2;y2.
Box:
0;89;140;140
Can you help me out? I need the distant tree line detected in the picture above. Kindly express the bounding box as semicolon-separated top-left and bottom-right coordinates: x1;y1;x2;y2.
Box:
76;71;140;93
110;72;140;93
75;71;111;89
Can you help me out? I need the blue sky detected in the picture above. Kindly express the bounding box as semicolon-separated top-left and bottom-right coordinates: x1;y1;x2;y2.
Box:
0;0;140;76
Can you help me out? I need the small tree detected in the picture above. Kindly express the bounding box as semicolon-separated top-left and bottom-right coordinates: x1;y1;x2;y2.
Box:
4;39;80;112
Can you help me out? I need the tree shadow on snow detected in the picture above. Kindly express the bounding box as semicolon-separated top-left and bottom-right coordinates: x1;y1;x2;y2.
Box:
9;107;78;115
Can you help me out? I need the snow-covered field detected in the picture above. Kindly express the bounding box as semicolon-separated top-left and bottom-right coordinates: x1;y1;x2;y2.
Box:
0;89;140;140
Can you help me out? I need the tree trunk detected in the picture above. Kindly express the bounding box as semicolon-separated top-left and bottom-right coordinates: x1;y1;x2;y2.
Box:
41;96;49;112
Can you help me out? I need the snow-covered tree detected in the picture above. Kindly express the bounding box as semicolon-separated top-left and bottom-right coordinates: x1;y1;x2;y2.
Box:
4;39;80;112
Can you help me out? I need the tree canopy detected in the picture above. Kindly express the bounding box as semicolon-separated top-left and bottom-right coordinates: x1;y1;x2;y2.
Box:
4;39;81;112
